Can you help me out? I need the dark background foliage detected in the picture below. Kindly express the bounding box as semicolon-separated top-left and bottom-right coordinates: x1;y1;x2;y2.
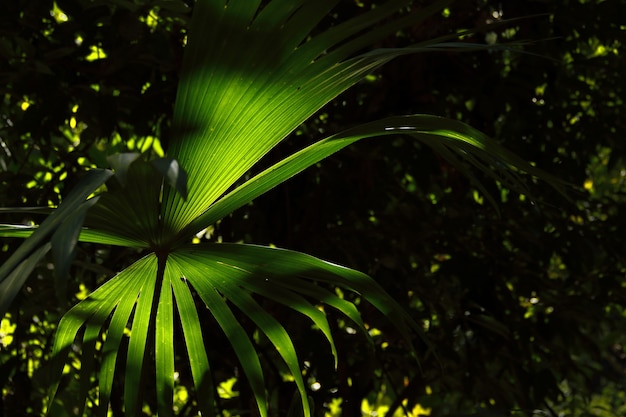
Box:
1;0;625;416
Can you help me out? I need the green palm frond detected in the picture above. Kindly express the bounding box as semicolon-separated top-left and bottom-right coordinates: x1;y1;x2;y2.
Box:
178;115;567;242
49;243;413;416
47;254;158;416
159;0;457;239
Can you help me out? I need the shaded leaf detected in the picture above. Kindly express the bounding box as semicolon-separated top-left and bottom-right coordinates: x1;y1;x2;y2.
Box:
0;169;112;286
0;169;112;315
0;243;51;316
106;153;141;186
85;159;162;247
51;197;100;303
151;157;188;200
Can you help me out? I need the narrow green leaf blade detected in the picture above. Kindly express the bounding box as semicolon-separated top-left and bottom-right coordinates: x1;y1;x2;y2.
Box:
208;277;312;417
0;225;37;239
169;264;216;417
155;264;175;417
1;226;149;247
51;197;100;303
169;253;268;417
76;228;151;247
124;264;159;417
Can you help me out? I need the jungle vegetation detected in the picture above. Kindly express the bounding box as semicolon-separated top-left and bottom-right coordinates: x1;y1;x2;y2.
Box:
1;1;625;416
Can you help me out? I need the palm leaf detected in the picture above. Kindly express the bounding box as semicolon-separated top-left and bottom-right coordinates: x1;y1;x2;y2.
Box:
0;169;112;315
166;243;423;417
96;280;143;417
84;157;163;248
177;115;566;242
167;261;216;417
154;267;176;417
123;264;158;416
46;254;157;416
161;0;560;245
0;225;151;247
168;253;271;417
0;169;111;283
160;0;457;237
51;197;100;302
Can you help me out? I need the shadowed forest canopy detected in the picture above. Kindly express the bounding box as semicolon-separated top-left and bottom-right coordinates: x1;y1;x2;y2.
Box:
1;0;625;416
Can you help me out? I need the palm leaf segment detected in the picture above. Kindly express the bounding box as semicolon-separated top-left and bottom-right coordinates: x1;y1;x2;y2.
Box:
160;0;460;241
0;1;566;416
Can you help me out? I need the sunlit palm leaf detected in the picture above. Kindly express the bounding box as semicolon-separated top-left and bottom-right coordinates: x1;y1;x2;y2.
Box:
163;0;556;244
161;0;456;237
175;250;313;417
47;255;157;416
178;115;567;243
154;266;176;417
186;243;420;342
96;282;143;417
79;229;151;247
226;268;339;365
168;253;271;417
167;243;423;416
218;284;311;417
47;272;132;413
123;266;158;416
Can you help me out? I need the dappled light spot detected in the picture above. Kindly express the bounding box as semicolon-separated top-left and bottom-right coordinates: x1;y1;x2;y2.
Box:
85;45;107;61
50;2;68;23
